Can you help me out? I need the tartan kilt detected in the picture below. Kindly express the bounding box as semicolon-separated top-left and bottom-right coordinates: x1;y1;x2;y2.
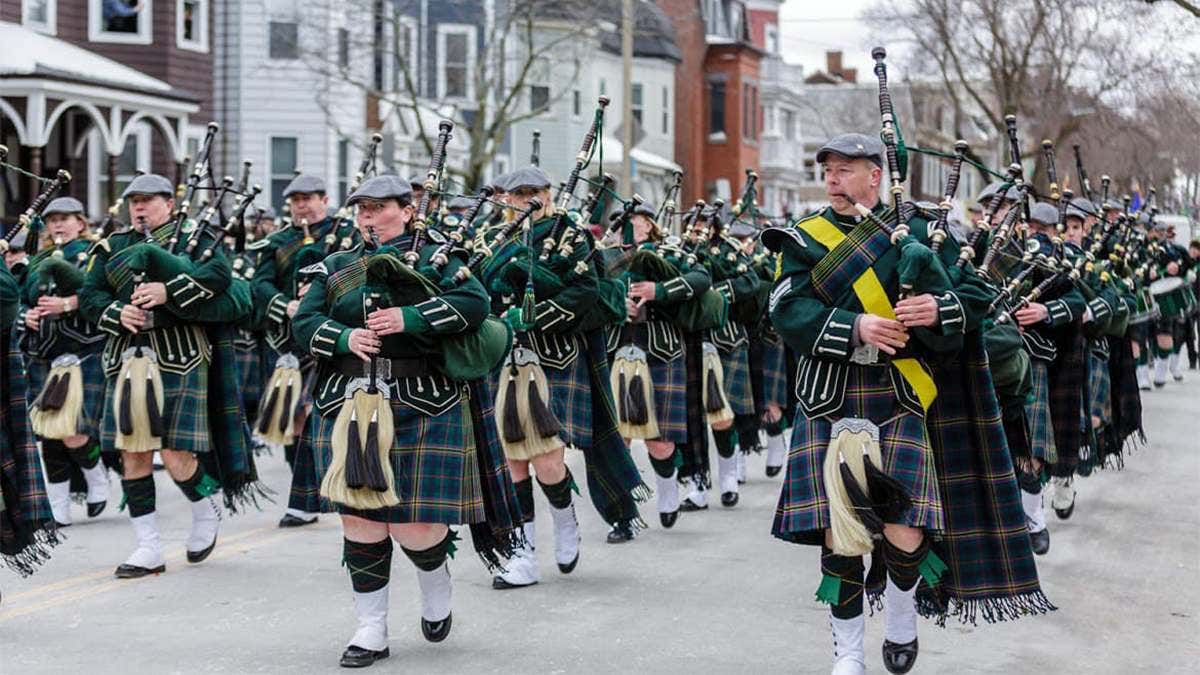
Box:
760;340;791;409
1087;348;1112;424
540;349;593;450
100;361;211;455
646;352;688;443
1024;359;1058;464
772;365;943;545
234;343;264;419
286;412;327;514
719;343;755;416
312;389;485;525
27;349;106;441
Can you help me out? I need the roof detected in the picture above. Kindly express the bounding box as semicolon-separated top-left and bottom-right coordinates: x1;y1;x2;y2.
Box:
0;21;194;101
598;0;682;63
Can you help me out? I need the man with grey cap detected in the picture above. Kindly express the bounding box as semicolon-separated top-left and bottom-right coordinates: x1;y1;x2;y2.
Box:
290;173;523;667
78;174;231;578
764;131;1050;674
16;195;112;527
251;173;358;528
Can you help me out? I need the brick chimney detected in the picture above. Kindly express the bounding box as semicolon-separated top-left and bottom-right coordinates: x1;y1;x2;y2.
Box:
824;50;857;84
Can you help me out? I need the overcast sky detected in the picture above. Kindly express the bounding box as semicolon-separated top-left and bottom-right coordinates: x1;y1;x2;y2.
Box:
778;0;876;78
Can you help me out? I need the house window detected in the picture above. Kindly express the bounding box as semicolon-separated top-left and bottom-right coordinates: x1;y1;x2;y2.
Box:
89;0;152;45
338;28;350;69
531;85;550;113
742;84;751;138
22;0;56;35
803;158;818;183
391;13;418;92
438;24;476;100
631;83;643;126
269;21;299;59
338;139;350;204
709;81;725;136
765;24;779;55
87;123;151;215
270;137;299;210
782;109;796;141
177;0;208;52
661;85;669;134
573;90;581;117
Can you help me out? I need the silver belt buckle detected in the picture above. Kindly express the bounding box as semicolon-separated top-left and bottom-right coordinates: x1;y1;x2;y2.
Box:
850;344;879;365
368;357;393;381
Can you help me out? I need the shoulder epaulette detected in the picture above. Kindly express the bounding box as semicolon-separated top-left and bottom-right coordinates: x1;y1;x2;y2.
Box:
246;237;271;251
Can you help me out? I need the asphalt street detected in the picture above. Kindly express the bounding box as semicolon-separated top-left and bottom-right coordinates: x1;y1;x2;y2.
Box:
2;375;1198;674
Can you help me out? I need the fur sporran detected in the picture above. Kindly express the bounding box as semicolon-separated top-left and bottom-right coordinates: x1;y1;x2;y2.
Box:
319;380;399;510
701;341;734;426
30;353;85;439
494;346;564;460
610;344;659;440
112;347;165;453
255;353;304;445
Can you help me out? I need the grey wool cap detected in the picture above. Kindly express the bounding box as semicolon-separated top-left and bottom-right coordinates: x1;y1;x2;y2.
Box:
1028;201;1060;226
1066;197;1095;220
121;174;174;199
489;172;512;193
409;175;427;188
815;133;884;167
42;196;86;217
447;195;475;211
504;166;553;192
346;175;412;205
253;205;277;220
728;219;758;238
631;202;657;219
282;174;327;198
977;181;1003;203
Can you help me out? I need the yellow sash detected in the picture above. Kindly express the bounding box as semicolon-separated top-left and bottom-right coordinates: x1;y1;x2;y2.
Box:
798;215;938;411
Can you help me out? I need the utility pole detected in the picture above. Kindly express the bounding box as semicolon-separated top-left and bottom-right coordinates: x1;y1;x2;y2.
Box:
621;0;634;192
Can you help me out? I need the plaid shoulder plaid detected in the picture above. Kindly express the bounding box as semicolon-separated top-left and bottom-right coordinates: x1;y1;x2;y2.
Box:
803;214;894;306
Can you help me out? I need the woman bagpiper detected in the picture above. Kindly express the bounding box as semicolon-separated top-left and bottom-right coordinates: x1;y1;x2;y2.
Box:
292;174;521;668
17;197;111;526
608;202;714;527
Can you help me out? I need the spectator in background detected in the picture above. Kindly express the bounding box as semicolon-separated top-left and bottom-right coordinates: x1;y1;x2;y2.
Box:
103;0;144;33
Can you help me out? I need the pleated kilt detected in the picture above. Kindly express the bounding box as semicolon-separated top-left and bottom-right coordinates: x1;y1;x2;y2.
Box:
627;323;688;444
286;412;326;514
760;339;791;409
1087;348;1111;424
1024;359;1058;463
541;347;594;450
27;349;105;441
719;343;755;416
772;365;943;545
233;341;264;419
100;361;210;455
312;388;485;525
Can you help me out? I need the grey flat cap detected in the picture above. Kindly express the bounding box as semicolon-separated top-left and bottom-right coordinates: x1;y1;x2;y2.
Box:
43;196;86;217
816;133;884;167
632;202;657;219
977;181;1003;203
122;174;174;199
728;219;758;238
490;172;512;193
1028;201;1059;226
447;195;475;211
409;175;427;188
253;205;277;220
1065;197;1095;220
346;175;412;205
504;166;553;192
282;174;327;198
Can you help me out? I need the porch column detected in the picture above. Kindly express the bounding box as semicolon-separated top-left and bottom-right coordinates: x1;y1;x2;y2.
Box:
28;146;43;202
107;152;119;209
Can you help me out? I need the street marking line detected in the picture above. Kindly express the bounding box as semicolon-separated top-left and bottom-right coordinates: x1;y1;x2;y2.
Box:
0;525;319;620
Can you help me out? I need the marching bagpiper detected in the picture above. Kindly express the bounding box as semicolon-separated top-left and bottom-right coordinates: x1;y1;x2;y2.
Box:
78;174;261;579
15;197;113;526
291;174;522;667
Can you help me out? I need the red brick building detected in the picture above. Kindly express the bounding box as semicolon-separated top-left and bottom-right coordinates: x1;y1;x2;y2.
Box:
657;0;763;206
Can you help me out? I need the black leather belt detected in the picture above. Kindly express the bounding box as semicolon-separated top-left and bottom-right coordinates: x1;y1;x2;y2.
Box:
331;355;431;379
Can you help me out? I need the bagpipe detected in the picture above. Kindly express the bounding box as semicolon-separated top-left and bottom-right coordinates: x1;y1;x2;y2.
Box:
0;169;73;255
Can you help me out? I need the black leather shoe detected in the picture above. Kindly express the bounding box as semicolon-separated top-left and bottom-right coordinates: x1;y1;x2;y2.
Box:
279;513;319;528
659;510;679;529
421;614;452;642
679;498;707;512
54;520;72;529
882;638;919;674
606;522;635;544
491;576;537;590
557;552;579;574
1054;497;1076;520
187;535;217;564
765;465;782;478
721;491;739;507
87;501;107;518
340;645;389;668
114;563;165;579
1030;528;1050;555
